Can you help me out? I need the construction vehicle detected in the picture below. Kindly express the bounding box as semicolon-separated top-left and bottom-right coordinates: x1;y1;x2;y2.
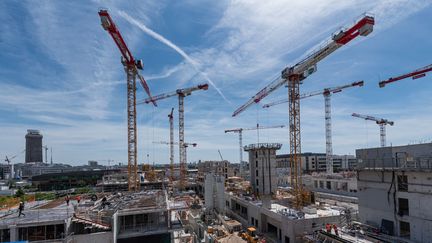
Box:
139;84;208;189
263;81;364;174
225;124;285;178
99;10;156;191
232;14;374;208
352;113;394;147
239;227;259;243
379;64;432;88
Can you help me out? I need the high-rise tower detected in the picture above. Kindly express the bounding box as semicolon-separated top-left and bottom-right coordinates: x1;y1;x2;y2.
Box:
25;129;43;163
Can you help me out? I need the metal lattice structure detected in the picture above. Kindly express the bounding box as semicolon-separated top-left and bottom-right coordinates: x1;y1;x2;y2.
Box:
233;14;375;208
379;64;432;88
264;81;363;174
225;124;285;178
99;10;156;191
140;84;208;189
288;76;303;207
126;68;139;190
168;108;174;183
352;113;394;147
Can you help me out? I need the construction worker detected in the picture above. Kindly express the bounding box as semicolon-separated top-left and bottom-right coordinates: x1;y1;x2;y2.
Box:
65;195;70;206
333;224;339;236
325;223;331;233
18;201;25;217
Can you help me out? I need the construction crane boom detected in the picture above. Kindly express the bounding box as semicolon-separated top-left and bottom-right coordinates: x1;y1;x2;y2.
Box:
263;81;364;173
139;84;209;105
232;14;374;117
262;81;364;108
233;14;374;208
352;113;394;147
99;10;156;191
225;124;285;178
140;84;208;190
153;141;198;147
379;64;432;88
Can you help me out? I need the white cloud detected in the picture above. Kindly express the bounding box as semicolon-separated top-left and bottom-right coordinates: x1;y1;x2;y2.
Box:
1;1;431;165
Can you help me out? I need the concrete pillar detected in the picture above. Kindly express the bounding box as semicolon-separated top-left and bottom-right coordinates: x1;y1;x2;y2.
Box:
9;225;17;242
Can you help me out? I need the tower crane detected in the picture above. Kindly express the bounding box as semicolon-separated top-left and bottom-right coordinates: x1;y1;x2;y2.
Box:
352;113;394;147
139;83;209;189
225;124;285;178
168;108;174;183
42;145;48;164
5;149;25;165
153;141;197;184
263;81;364;173
99;10;156;191
232;14;374;208
379;64;432;88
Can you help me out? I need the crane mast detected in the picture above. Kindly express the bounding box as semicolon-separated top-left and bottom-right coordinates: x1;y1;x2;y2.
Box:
225;124;285;178
168;108;174;184
352;113;394;147
233;14;374;208
140;84;208;190
99;10;156;191
263;81;364;173
379;64;432;87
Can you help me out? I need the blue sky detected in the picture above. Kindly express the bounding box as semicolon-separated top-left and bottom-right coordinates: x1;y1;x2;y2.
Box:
0;0;431;165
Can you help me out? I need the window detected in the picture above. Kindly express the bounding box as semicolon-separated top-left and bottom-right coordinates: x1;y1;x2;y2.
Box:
0;229;10;242
399;221;410;238
18;227;27;241
397;175;408;191
256;161;258;167
255;152;258;158
256;179;259;186
256;170;259;176
285;236;290;243
326;181;331;190
398;198;409;216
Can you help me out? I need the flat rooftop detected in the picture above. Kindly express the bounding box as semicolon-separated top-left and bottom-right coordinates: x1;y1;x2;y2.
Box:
0;208;70;228
270;203;340;219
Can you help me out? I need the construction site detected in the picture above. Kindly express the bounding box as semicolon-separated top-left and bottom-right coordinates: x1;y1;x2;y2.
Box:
1;3;432;243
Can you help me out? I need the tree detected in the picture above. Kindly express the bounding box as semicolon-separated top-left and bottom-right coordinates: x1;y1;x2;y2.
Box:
15;188;24;198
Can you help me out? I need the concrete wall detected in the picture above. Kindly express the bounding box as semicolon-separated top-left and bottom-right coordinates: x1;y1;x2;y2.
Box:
356;143;432;168
248;147;278;195
71;232;113;243
358;169;432;242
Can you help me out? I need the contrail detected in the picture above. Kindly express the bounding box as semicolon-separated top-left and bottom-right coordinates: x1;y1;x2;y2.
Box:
118;10;230;104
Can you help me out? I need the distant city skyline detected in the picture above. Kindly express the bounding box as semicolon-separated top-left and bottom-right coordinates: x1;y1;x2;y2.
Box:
1;1;431;165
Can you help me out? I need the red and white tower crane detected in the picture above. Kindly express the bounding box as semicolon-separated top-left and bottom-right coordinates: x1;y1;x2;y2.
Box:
140;84;208;189
232;14;374;207
225;124;285;178
99;10;157;191
263;81;364;173
352;113;394;147
379;64;432;88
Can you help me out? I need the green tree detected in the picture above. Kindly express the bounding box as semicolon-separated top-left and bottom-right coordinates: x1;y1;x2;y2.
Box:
15;188;24;198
